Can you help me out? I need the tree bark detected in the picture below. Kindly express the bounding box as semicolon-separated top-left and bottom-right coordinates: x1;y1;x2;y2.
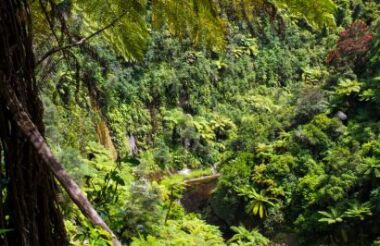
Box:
0;1;66;245
0;0;120;245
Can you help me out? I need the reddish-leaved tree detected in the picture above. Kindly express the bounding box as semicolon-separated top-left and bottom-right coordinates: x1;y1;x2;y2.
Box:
327;20;373;70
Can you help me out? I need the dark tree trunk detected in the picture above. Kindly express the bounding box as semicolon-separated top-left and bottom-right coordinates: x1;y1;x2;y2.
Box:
0;1;121;245
0;0;67;245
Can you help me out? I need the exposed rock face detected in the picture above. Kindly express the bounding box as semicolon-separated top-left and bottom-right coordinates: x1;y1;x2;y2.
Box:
178;168;191;175
335;111;348;121
128;134;138;155
96;120;118;160
181;174;220;212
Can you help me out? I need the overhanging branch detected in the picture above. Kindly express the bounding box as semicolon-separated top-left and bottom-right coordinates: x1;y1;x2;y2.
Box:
1;81;121;246
36;11;127;66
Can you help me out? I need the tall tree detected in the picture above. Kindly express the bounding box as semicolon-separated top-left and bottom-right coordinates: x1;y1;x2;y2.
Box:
0;1;66;244
0;0;119;245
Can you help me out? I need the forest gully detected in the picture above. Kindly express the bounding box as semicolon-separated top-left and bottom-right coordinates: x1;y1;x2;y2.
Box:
0;0;379;245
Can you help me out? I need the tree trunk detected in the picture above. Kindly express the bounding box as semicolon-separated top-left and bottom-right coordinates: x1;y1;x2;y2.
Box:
0;1;120;245
0;1;67;245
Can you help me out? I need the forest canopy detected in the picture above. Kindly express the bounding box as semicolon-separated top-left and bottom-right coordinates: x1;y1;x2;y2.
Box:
0;0;380;245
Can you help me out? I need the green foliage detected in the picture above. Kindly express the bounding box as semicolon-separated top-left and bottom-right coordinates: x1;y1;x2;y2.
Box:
160;176;185;201
344;201;372;220
235;186;279;219
131;216;225;246
107;102;152;158
73;0;149;60
276;0;337;28
228;226;269;246
34;0;380;245
335;79;362;96
152;0;226;51
121;181;164;240
358;157;380;179
318;208;344;224
294;85;329;122
211;153;253;225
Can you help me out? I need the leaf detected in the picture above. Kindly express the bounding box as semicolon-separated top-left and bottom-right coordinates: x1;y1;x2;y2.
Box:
253;203;260;216
0;228;13;235
317;211;332;217
124;157;141;165
259;204;264;219
375;169;380;178
336;79;362;96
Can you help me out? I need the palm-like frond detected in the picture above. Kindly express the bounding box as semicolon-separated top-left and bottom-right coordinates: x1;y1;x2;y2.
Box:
344;201;372;220
74;0;149;61
235;185;278;219
32;0;337;61
275;0;336;28
228;226;269;246
362;157;380;178
152;0;226;50
318;208;344;224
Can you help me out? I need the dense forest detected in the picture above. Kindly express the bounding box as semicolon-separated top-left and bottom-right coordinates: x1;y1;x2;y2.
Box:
0;0;380;245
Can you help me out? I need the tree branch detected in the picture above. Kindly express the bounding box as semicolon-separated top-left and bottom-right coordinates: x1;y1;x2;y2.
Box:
36;11;127;66
1;83;121;246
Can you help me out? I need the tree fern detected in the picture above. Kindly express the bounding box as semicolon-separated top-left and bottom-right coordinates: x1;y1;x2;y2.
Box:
228;225;269;246
74;0;149;60
32;0;337;61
